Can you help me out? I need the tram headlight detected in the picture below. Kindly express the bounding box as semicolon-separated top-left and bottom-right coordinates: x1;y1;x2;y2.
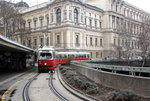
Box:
44;63;47;65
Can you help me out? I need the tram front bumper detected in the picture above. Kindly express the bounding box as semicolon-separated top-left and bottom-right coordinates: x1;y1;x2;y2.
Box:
38;65;55;70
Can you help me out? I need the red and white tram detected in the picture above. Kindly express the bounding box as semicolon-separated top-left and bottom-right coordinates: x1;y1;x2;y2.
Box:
37;47;91;73
38;47;57;73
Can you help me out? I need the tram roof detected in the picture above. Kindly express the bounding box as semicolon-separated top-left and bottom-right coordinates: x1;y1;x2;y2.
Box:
0;35;35;53
38;46;55;51
57;52;90;55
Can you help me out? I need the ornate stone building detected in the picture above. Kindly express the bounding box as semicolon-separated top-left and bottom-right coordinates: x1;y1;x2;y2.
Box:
8;0;150;59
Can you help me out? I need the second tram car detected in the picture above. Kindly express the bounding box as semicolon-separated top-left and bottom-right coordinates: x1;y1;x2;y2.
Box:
56;52;91;65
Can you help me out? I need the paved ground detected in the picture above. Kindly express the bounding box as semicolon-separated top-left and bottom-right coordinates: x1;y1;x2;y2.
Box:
0;67;37;101
0;65;96;101
29;73;60;101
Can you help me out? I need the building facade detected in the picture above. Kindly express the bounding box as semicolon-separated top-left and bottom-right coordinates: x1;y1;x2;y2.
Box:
8;0;150;59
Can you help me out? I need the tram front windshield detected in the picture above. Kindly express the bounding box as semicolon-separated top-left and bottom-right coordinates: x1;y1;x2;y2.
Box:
39;53;52;60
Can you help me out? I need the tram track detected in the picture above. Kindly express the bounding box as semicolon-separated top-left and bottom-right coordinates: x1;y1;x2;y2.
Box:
48;72;69;101
22;73;39;101
22;72;69;101
22;70;89;101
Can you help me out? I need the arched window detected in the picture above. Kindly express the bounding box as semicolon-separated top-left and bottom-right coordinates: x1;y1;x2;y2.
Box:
56;8;61;24
74;8;78;24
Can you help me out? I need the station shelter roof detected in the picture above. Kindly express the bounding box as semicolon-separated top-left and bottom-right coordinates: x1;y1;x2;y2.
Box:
0;35;34;53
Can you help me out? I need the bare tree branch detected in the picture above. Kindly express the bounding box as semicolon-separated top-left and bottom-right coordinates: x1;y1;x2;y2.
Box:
0;1;25;37
138;20;150;67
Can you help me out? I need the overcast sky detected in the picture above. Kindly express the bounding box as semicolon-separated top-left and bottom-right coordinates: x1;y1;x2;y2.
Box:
12;0;150;13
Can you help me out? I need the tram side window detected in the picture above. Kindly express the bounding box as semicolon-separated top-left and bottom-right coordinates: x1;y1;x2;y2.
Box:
78;55;81;58
76;55;80;58
40;53;52;60
80;55;82;58
83;54;86;58
62;55;65;58
71;54;74;58
64;55;67;58
56;54;60;59
53;52;55;58
87;55;89;58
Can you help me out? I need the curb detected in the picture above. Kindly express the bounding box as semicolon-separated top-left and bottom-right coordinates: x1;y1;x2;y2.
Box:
57;68;100;101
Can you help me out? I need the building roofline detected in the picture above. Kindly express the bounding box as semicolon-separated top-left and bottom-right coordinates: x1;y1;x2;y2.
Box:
123;0;150;16
20;0;104;14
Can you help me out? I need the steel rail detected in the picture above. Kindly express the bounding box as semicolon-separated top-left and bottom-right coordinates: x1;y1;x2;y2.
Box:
22;73;39;101
48;72;69;101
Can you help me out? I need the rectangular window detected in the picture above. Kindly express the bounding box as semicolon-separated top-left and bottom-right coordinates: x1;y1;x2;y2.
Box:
56;35;61;47
51;13;53;22
118;39;120;46
100;39;102;46
85;17;87;25
95;20;97;28
122;39;124;47
86;37;88;46
125;40;128;47
114;39;116;46
135;41;136;49
90;37;93;46
89;19;92;28
99;21;102;28
81;14;83;22
28;22;31;29
116;4;118;12
34;39;37;49
138;42;140;49
132;41;134;49
46;37;49;46
40;19;43;28
23;40;26;46
116;17;119;27
23;23;26;30
28;39;31;48
40;38;43;48
34;21;36;30
69;10;72;20
89;13;91;16
56;35;60;44
112;16;115;28
64;11;67;20
129;41;131;48
47;17;49;26
95;38;97;46
75;34;80;46
99;16;101;20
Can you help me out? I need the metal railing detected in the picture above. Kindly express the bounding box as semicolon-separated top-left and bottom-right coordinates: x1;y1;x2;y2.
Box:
72;61;150;77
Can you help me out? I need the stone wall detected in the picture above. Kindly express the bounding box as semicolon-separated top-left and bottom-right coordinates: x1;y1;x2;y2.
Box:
71;63;150;98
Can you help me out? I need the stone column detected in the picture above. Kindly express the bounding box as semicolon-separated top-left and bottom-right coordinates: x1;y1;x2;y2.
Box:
61;31;63;48
109;15;112;28
66;30;70;48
